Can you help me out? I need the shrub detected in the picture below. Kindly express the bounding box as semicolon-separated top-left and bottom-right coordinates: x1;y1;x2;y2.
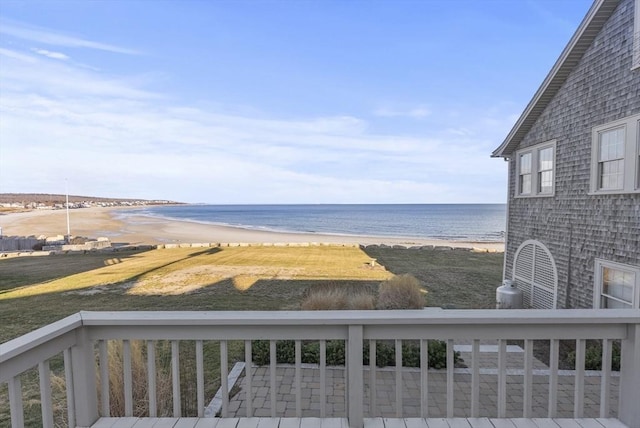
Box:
251;339;458;368
376;274;426;309
363;340;459;368
567;340;621;371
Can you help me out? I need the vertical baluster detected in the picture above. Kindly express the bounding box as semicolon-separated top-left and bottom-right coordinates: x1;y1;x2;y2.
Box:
574;338;585;418
147;340;157;417
470;339;479;417
244;340;253;417
369;339;377;418
600;339;612;417
196;340;205;417
347;325;364;428
446;339;454;418
8;376;24;428
270;340;277;417
548;339;559;417
295;340;302;417
98;340;110;416
523;339;533;418
123;340;133;417
220;340;228;418
344;340;349;413
172;340;181;417
420;339;429;418
320;340;327;418
63;348;76;428
39;360;54;428
395;339;403;417
497;339;507;418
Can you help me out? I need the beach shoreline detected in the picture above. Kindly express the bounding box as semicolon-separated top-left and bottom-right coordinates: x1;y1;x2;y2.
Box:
0;206;505;251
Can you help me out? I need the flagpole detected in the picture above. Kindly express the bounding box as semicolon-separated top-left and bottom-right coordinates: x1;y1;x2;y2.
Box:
66;180;71;242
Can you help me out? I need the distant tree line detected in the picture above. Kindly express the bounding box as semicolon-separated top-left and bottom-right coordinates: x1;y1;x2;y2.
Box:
0;193;179;205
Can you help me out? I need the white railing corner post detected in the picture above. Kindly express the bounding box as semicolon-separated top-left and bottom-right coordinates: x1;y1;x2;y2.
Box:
71;327;99;427
619;322;640;426
347;324;364;428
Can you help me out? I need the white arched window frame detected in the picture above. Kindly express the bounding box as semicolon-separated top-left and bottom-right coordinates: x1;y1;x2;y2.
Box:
512;240;558;309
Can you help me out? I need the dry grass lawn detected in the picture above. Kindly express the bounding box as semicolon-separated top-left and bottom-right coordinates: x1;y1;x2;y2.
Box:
0;245;503;426
0;246;393;342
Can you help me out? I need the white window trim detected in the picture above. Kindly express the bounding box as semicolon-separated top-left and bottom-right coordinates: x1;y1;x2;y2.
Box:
514;140;556;198
633;0;640;70
593;259;640;309
589;113;640;195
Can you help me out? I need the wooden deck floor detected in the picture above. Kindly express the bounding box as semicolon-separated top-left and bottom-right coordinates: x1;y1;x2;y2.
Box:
90;417;629;428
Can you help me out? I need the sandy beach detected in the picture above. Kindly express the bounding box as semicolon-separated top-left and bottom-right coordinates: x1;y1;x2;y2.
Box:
0;206;504;251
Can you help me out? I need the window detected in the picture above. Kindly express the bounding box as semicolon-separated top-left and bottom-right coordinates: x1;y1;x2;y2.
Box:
513;240;558;309
594;260;640;309
538;146;554;194
515;140;556;197
590;113;640;194
519;153;532;195
597;126;625;190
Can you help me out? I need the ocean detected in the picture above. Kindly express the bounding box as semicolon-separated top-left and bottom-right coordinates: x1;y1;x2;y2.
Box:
123;204;506;242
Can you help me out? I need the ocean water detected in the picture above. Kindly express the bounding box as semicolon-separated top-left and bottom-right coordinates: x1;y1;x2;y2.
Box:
124;204;506;242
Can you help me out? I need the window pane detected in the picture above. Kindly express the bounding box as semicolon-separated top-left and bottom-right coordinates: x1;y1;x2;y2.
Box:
539;170;553;193
601;296;631;309
520;174;531;194
599;127;625;161
538;147;553;171
520;153;531;174
599;159;624;190
602;267;634;304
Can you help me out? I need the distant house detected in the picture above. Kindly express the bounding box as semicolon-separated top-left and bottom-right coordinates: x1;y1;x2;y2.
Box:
492;0;640;309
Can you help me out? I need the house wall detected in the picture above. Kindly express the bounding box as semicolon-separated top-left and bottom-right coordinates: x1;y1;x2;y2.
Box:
505;0;640;309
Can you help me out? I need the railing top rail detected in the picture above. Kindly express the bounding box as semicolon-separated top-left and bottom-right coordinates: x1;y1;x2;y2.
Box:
2;309;638;354
0;313;82;363
78;309;640;326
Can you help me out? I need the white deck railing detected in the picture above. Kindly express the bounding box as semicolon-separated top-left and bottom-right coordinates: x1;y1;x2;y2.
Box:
1;309;639;427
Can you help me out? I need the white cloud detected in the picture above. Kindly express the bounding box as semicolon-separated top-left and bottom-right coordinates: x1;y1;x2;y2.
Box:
0;20;139;55
373;105;431;118
0;47;37;63
31;48;69;60
0;30;510;203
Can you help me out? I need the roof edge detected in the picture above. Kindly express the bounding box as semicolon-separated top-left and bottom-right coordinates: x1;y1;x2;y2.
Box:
492;0;621;158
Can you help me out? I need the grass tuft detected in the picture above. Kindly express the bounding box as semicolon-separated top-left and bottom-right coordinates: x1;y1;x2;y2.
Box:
301;282;376;310
376;274;425;309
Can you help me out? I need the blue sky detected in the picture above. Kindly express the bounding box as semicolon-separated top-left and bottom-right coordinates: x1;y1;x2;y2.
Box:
0;0;592;204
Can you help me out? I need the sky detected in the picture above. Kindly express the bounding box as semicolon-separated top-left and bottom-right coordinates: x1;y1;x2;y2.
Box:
0;0;593;204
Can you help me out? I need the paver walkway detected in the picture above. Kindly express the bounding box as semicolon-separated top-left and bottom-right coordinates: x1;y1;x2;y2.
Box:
217;344;619;419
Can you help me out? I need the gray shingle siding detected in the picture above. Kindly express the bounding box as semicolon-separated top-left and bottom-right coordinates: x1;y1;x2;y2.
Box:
505;0;640;309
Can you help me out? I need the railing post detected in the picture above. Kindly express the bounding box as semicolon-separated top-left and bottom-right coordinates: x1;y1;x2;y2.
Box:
619;323;640;426
71;327;98;427
347;325;363;428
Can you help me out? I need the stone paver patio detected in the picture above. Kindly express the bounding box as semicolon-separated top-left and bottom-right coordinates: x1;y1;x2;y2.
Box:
212;344;620;419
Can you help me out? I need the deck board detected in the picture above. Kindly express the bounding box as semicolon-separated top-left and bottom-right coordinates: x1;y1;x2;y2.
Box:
93;417;628;428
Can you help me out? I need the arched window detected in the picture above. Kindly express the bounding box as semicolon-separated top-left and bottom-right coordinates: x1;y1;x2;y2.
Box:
513;240;558;309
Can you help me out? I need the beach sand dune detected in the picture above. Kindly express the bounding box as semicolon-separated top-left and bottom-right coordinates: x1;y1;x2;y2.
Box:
0;206;504;251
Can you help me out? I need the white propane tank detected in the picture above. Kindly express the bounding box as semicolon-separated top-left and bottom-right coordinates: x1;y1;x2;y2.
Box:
496;280;523;309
